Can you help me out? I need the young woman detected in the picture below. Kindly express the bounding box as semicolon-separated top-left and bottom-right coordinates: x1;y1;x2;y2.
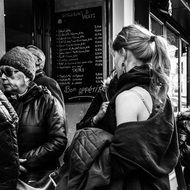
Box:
106;24;179;189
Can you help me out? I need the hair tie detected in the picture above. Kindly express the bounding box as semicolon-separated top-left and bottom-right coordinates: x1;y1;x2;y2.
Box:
117;34;128;43
150;35;156;42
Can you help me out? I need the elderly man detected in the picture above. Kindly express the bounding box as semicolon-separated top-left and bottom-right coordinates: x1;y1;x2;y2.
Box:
26;45;65;108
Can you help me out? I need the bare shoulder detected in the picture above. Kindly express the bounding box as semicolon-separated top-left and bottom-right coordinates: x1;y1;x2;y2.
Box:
115;86;153;125
116;89;144;112
116;90;142;125
130;86;153;109
116;90;139;104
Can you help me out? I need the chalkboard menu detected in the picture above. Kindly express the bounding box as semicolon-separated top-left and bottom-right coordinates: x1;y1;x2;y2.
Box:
53;6;104;102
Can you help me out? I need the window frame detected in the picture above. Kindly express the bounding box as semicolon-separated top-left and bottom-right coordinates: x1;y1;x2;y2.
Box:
150;13;189;113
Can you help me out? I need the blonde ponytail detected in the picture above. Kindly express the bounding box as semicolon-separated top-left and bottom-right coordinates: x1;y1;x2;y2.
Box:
150;36;171;102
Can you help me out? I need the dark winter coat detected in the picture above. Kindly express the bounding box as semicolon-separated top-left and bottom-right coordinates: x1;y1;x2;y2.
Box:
9;82;67;186
0;90;19;190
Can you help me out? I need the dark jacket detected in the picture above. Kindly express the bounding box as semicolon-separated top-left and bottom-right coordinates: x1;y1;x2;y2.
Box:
56;127;113;190
34;69;65;108
76;91;106;130
9;82;67;185
0;90;19;190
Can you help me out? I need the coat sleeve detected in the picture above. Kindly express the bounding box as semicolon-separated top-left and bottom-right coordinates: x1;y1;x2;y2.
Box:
22;94;67;167
76;92;104;130
0;90;19;189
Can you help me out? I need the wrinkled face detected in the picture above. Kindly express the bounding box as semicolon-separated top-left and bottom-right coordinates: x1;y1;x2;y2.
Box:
0;66;28;95
112;51;124;78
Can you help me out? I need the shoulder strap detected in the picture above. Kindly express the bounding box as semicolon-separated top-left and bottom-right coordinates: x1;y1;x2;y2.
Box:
130;88;152;114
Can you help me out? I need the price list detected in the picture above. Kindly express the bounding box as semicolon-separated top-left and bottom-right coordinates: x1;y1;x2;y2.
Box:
53;6;104;102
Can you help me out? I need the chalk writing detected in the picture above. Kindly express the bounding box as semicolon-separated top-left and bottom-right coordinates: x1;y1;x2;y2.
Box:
53;6;104;102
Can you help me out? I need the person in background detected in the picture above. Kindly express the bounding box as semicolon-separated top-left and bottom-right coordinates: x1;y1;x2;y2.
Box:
176;109;190;190
76;70;118;130
0;46;67;187
26;45;65;108
0;90;19;190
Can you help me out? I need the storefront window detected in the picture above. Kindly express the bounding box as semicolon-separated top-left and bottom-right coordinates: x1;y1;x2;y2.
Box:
150;16;163;35
151;15;190;113
181;40;188;110
166;27;179;112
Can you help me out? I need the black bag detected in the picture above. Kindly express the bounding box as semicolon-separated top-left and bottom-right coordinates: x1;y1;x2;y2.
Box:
55;127;113;190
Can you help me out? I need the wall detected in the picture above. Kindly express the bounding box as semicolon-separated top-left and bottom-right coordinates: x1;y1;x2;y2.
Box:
124;0;134;26
0;0;5;57
112;0;134;39
112;0;124;39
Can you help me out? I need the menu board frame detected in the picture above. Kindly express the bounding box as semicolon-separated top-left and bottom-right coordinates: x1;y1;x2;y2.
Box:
52;3;107;103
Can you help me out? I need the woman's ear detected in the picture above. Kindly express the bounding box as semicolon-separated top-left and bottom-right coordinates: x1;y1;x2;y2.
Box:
120;48;126;56
120;48;128;61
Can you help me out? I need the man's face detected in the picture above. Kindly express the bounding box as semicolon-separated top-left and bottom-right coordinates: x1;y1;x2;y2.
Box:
0;66;27;94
